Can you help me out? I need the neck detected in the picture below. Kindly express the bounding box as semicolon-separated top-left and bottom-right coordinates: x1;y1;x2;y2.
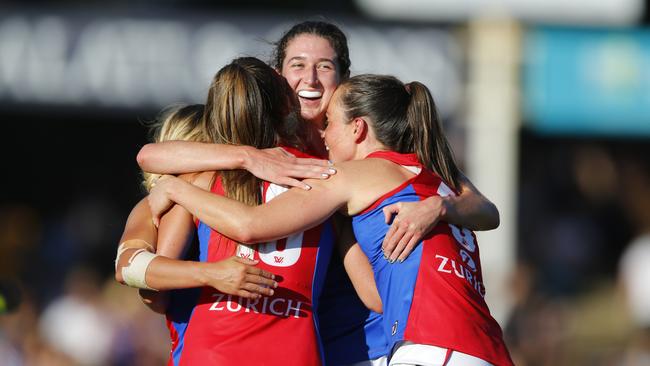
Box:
303;121;328;158
310;116;325;131
354;140;388;161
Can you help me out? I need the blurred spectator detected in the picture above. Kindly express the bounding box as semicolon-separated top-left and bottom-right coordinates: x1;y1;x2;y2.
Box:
0;205;42;280
101;279;170;365
619;234;650;329
618;233;650;365
505;262;569;366
33;195;123;306
38;267;116;365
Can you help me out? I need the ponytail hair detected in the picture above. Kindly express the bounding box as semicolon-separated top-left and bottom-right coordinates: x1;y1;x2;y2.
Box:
405;81;460;190
338;75;460;191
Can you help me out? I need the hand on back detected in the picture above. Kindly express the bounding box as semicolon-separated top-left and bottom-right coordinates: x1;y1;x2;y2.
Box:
147;175;177;227
381;197;446;262
201;256;278;299
244;147;335;191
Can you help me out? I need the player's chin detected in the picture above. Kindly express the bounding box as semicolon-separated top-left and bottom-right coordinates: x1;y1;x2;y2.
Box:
300;108;324;124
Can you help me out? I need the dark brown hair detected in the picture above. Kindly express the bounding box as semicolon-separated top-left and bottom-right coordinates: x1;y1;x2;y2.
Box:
272;20;351;79
338;74;461;190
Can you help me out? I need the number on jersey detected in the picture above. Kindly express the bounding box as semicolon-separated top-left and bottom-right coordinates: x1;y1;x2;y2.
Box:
436;182;478;256
256;183;304;267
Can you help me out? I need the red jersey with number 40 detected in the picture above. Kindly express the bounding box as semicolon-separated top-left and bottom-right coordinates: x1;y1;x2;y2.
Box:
170;148;335;366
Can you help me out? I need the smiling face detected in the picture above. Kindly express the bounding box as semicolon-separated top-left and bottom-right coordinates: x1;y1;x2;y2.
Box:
280;34;341;129
323;89;357;163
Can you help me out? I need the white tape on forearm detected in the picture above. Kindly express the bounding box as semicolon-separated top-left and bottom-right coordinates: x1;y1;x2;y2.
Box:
121;249;158;290
115;240;154;270
115;243;130;271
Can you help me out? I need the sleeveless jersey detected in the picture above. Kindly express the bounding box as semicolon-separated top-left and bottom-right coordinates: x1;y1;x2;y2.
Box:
296;149;388;365
351;151;513;366
318;251;388;365
171;147;335;366
165;239;201;366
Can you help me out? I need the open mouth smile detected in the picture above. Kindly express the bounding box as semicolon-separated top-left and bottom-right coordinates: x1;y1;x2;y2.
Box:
297;90;323;100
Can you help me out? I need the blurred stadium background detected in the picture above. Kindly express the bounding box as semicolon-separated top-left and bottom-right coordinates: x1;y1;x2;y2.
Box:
1;0;649;365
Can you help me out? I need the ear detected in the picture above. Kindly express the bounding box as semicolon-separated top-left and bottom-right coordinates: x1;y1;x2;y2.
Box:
352;117;368;143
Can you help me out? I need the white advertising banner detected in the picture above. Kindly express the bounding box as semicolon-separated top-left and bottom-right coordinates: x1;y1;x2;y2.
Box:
355;0;644;25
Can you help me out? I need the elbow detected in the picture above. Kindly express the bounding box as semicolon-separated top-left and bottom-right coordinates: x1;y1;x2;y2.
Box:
228;216;258;244
492;212;500;230
233;230;255;244
472;201;500;231
236;231;263;245
137;144;156;170
486;203;500;230
366;298;383;314
229;208;277;243
359;287;383;314
207;206;270;244
115;266;125;285
139;289;168;314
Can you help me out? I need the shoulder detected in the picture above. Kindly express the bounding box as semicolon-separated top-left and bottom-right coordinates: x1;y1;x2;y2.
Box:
333;159;407;182
178;171;216;191
334;159;419;215
300;159;408;212
281;146;314;159
305;160;373;189
128;197;151;220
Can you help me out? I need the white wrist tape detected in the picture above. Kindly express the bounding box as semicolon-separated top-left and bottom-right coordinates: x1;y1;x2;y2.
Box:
121;248;159;291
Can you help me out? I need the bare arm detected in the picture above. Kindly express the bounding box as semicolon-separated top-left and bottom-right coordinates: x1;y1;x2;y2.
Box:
115;198;157;286
116;173;201;312
148;170;353;244
155;172;214;259
144;171;276;297
382;173;499;262
444;173;499;230
333;214;382;313
143;255;276;299
137;141;334;190
137;141;247;174
118;198;157;252
154;205;195;258
114;197;202;312
115;198;277;301
138;202;197;313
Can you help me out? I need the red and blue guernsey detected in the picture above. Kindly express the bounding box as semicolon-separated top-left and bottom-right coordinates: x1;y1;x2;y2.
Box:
168;147;335;366
351;151;514;366
165;249;201;366
318;252;388;365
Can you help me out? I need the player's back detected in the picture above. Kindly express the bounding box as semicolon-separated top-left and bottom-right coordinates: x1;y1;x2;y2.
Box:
176;149;335;366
